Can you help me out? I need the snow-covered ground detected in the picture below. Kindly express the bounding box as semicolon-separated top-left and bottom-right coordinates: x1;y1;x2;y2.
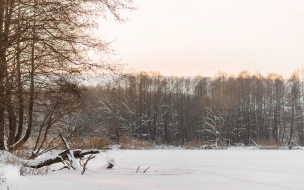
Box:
3;148;304;190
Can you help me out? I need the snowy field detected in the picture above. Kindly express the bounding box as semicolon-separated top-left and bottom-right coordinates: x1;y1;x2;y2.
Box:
3;149;304;190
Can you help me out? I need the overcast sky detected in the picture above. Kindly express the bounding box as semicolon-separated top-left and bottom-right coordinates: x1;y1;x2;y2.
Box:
99;0;304;78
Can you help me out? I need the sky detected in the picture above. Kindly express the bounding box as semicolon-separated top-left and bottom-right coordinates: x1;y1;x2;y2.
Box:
99;0;304;78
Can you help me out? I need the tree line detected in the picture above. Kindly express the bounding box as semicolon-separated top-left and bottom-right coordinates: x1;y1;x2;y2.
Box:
78;70;304;147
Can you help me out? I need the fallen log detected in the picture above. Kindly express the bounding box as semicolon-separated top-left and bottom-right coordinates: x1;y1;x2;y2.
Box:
23;149;100;169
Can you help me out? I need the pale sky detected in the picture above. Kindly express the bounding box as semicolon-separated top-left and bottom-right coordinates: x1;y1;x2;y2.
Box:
99;0;304;78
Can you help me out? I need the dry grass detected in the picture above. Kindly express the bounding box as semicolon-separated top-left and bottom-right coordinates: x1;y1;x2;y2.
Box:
185;140;203;149
69;137;110;150
20;138;36;150
120;136;152;149
258;139;282;149
12;150;32;159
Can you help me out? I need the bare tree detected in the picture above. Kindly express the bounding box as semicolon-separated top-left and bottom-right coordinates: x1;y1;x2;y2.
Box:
0;0;135;151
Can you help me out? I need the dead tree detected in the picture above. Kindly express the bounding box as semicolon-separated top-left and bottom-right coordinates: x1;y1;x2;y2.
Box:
23;132;100;170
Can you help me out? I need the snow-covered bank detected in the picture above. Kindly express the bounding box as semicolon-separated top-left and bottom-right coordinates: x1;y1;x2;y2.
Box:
3;149;304;190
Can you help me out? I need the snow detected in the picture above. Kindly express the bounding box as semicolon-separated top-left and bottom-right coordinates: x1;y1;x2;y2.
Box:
3;149;304;190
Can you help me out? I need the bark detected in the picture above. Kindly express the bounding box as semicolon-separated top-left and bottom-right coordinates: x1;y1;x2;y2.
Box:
11;1;36;151
14;22;23;143
288;98;295;146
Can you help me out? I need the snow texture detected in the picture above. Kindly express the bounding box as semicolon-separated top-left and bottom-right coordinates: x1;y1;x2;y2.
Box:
3;149;304;190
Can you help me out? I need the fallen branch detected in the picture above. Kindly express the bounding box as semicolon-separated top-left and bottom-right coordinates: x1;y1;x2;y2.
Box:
136;165;140;173
59;131;80;170
58;166;70;170
143;167;149;173
81;155;95;175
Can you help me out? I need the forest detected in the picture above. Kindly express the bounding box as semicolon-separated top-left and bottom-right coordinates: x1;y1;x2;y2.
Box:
1;0;304;154
75;70;304;148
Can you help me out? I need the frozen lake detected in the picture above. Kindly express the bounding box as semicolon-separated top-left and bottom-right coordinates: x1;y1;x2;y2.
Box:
4;149;304;190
